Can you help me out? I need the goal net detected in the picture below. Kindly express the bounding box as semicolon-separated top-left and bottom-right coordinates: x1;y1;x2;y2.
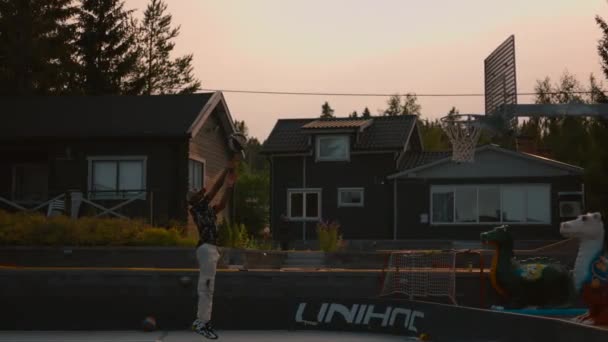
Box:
379;250;457;304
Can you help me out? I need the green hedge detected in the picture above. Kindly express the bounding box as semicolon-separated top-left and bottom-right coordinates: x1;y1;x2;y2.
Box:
0;210;196;246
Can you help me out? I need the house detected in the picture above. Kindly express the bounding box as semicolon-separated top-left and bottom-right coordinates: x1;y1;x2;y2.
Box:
0;92;238;228
262;116;584;242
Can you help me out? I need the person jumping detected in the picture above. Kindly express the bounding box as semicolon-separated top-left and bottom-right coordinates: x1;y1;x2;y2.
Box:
189;156;239;339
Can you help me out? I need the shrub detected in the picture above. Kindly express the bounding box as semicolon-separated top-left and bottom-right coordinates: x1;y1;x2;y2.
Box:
0;210;196;246
217;221;276;250
217;221;250;248
317;220;342;252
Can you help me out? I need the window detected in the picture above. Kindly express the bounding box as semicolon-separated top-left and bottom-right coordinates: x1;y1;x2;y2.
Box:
88;156;146;199
316;135;349;161
288;189;321;220
188;159;205;192
478;187;500;222
338;188;364;207
430;184;551;225
431;187;454;223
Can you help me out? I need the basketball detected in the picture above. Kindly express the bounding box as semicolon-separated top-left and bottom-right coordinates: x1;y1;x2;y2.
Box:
228;133;247;154
141;316;157;332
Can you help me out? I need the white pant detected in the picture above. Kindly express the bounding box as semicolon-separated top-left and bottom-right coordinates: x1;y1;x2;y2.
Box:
196;243;220;322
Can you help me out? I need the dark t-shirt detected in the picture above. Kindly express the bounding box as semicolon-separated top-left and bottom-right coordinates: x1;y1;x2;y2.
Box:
189;196;218;247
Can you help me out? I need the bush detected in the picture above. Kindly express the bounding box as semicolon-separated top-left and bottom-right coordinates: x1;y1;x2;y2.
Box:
317;220;342;252
217;221;250;248
0;210;196;246
217;221;275;250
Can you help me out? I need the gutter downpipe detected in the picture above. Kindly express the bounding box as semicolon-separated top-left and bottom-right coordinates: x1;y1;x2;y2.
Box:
393;178;398;241
302;156;306;241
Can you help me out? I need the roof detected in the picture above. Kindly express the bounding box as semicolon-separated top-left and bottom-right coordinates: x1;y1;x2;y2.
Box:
0;93;217;139
301;119;373;130
262;116;417;153
398;151;452;170
389;144;584;179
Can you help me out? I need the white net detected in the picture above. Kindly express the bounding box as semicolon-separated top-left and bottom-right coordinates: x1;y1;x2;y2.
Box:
440;115;483;163
379;251;457;304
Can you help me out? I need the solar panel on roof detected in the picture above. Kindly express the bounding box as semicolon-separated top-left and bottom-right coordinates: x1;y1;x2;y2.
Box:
301;119;373;129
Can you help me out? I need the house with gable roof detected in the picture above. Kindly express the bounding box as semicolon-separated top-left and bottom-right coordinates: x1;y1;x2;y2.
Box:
0;92;238;228
262;116;585;242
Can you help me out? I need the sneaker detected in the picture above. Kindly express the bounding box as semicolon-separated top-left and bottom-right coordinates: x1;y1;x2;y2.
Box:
194;321;218;340
192;319;203;330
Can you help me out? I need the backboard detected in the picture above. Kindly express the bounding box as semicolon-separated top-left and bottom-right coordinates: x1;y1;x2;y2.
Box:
484;35;517;116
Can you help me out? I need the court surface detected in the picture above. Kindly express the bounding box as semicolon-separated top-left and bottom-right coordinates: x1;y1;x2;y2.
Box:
0;330;414;342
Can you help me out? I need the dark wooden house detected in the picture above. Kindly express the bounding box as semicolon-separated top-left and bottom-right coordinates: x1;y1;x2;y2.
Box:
0;92;238;228
262;116;584;241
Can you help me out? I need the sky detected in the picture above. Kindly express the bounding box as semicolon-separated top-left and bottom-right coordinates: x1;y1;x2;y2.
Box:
126;0;607;140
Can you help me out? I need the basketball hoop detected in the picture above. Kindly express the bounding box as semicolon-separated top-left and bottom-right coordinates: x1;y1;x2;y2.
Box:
440;114;484;163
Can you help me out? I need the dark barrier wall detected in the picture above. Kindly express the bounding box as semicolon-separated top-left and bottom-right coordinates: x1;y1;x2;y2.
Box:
1;269;605;341
1;269;488;330
291;298;608;342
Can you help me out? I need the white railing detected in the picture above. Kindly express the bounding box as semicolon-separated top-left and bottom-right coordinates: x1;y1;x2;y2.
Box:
0;193;65;216
0;190;153;223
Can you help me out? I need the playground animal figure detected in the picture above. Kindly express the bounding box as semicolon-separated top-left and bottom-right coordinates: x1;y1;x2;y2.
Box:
480;226;573;308
560;212;608;325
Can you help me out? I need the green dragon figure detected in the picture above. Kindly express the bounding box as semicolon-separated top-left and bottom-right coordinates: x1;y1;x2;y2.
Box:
480;225;574;307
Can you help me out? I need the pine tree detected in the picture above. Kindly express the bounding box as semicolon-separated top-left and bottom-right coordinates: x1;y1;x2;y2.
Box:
320;101;334;118
76;0;143;95
384;94;401;116
0;0;78;95
349;111;358;118
139;0;200;94
361;107;371;118
596;15;608;82
401;93;421;115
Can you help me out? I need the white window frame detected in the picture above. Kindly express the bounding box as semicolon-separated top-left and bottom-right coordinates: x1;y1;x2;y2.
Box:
87;156;147;200
188;156;206;192
338;187;365;207
430;184;551;225
315;135;350;162
287;188;322;221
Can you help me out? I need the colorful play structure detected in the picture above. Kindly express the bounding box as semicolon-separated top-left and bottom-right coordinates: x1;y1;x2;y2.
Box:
480;213;608;326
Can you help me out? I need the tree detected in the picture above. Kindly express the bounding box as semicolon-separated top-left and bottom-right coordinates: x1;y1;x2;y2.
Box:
597;14;608;82
361;107;371;118
401;93;421;115
76;0;143;95
231;119;269;235
320;101;334;118
384;93;421;116
139;0;200;94
0;0;78;95
234;167;269;236
419;119;450;150
349;111;358;118
384;94;401;116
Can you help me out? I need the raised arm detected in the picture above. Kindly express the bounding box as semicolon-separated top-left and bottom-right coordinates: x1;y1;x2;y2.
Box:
205;168;230;202
213;170;237;214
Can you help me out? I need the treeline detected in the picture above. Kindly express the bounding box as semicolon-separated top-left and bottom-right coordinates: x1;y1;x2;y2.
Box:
0;0;200;96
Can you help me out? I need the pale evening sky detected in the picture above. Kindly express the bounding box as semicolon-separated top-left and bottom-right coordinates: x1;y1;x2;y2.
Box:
126;0;606;141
